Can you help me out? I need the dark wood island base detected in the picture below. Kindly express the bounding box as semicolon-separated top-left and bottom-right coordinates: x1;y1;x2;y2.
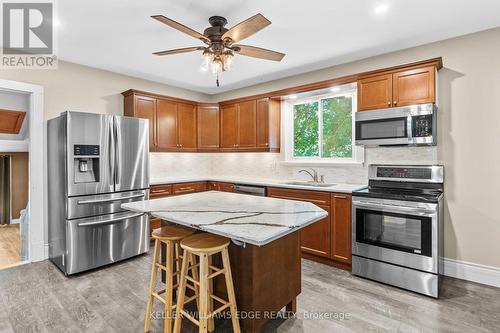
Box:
162;229;301;333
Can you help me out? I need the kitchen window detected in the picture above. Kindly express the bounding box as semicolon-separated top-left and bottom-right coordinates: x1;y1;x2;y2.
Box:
282;84;364;165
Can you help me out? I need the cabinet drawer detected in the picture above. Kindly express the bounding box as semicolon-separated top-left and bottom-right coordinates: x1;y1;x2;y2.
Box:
173;182;206;195
267;187;331;206
150;184;172;198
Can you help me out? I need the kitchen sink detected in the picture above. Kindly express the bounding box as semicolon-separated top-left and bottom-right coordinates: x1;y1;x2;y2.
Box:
282;181;336;188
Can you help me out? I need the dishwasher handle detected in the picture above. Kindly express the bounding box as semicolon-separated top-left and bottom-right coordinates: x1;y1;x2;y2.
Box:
233;185;266;196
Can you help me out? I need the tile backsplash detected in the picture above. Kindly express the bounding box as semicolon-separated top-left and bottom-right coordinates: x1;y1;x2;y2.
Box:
151;146;438;184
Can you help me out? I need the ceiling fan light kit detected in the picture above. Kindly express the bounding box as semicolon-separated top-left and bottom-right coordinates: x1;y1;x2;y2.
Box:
151;13;285;87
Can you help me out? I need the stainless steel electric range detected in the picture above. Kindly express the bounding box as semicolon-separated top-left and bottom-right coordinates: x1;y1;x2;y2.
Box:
351;165;444;298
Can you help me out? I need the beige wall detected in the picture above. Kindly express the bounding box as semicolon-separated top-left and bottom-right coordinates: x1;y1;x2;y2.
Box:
0;61;211;120
212;27;500;269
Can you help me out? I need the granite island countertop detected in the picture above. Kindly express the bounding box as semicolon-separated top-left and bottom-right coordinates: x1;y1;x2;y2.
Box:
150;176;366;194
122;191;328;246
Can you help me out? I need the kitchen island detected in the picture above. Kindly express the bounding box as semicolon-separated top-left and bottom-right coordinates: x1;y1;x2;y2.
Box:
123;191;327;333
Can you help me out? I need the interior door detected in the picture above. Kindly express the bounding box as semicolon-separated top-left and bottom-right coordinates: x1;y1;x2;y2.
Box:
66;112;115;197
237;100;257;148
114;116;150;192
177;102;197;151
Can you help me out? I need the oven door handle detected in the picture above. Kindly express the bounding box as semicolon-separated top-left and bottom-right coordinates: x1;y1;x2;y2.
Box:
354;202;437;215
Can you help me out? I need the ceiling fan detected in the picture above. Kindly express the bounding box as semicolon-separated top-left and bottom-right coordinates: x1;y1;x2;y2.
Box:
151;13;286;86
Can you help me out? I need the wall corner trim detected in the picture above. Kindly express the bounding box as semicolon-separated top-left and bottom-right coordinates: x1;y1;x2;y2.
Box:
443;258;500;288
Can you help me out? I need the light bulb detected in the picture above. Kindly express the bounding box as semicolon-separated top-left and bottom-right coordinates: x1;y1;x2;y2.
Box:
223;52;233;71
201;51;212;71
211;59;222;76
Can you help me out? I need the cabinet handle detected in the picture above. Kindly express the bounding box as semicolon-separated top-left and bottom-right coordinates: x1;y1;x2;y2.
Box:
393;101;397;106
387;101;391;106
152;189;170;194
265;143;269;146
334;195;347;199
178;187;193;191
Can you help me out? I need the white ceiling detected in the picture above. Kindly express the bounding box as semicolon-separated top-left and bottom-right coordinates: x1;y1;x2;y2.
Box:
58;0;500;94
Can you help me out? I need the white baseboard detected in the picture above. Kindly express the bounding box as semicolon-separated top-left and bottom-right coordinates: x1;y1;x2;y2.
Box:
443;258;500;288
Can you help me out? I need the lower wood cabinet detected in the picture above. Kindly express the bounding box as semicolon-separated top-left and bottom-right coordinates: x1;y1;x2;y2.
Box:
207;181;235;192
148;182;207;238
267;187;352;269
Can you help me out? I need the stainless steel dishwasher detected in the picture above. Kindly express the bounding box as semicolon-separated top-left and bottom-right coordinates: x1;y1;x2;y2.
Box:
233;184;267;196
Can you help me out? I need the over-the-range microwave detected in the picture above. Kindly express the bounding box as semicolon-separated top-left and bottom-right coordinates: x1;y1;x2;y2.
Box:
355;103;436;146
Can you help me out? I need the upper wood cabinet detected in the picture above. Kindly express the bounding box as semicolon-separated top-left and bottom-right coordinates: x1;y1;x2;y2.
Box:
177;102;197;151
358;74;393;111
220;98;280;152
392;66;435;107
197;104;220;151
123;90;196;152
357;63;438;111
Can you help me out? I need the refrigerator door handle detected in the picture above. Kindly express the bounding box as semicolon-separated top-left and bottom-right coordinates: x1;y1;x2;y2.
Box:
76;193;145;205
109;116;115;186
114;116;122;186
77;212;144;227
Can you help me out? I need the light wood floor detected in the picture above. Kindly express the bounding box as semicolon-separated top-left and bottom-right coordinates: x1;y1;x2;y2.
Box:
0;253;499;332
0;225;21;270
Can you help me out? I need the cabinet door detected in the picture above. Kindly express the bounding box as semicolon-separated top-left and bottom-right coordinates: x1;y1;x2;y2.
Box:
135;96;156;150
237;100;257;148
156;99;178;150
197;104;220;150
256;98;270;148
393;66;435;107
220;104;238;149
300;204;331;258
177;102;197;151
358;74;393;111
331;194;352;264
217;182;235;192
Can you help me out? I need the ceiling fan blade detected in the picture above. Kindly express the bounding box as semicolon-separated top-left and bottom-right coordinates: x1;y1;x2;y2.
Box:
151;15;210;44
222;13;271;44
153;46;204;56
233;45;285;61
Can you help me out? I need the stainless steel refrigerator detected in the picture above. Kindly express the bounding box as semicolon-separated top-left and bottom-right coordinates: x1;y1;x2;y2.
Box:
48;111;150;275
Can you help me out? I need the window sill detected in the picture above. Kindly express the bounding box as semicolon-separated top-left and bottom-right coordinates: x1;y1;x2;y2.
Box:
280;160;364;167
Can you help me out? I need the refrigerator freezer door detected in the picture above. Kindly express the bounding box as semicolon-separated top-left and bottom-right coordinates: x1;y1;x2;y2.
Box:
114;116;150;192
65;211;149;275
66;189;148;219
66;112;115;197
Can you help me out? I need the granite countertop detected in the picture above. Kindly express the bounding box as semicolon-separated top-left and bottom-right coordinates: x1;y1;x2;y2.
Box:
150;176;367;194
122;191;328;246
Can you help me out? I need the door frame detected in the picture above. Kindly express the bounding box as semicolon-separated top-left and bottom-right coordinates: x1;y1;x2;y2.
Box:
0;79;45;262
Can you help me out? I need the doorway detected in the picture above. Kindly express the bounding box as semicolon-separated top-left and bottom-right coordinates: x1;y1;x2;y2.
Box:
0;79;44;268
0;153;29;269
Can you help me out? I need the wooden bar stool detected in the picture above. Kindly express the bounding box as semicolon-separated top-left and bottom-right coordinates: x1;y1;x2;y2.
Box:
144;225;197;333
174;233;241;333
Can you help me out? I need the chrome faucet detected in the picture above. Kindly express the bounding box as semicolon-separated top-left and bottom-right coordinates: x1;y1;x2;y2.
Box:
299;169;321;183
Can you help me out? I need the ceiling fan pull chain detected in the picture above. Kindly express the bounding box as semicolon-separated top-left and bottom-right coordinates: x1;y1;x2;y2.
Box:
216;73;220;87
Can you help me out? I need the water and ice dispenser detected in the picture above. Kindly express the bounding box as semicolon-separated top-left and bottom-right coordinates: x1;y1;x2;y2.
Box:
73;144;100;183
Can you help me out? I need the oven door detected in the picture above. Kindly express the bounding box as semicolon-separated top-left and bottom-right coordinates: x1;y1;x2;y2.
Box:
352;197;438;273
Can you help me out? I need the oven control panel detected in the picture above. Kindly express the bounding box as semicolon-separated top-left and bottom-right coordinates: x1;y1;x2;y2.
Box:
376;167;432;180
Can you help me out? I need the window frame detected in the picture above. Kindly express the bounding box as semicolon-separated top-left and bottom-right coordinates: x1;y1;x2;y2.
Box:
282;88;364;166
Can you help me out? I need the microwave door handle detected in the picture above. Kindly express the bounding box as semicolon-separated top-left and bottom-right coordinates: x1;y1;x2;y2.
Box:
355;202;436;215
407;115;413;141
77;212;144;227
